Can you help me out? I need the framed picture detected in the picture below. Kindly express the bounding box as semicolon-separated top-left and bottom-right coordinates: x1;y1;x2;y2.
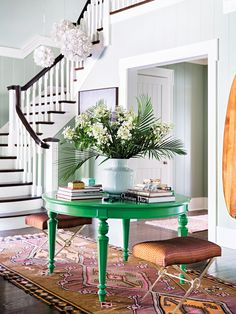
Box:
78;87;118;114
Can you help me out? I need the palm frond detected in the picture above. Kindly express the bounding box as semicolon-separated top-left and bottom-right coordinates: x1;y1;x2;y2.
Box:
58;146;99;180
132;137;186;160
136;95;157;132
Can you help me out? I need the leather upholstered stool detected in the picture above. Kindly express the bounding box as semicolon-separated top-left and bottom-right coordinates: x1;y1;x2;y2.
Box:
25;213;92;258
133;237;221;313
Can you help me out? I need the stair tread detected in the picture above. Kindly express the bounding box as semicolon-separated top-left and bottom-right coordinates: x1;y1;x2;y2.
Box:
0;156;16;159
29;121;54;125
0;207;45;218
0;169;23;173
47;110;66;114
92;40;100;45
0;133;9;136
0;195;41;203
0;181;32;187
42;92;66;98
24;111;66;115
31;101;56;107
0;144;8;147
59;100;76;104
75;67;84;71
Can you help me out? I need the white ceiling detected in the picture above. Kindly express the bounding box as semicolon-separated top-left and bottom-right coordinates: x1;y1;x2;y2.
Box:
0;0;87;49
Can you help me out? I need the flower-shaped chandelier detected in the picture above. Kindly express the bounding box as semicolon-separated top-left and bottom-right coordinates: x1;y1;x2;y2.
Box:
34;19;92;67
33;45;55;68
61;28;92;62
51;19;75;43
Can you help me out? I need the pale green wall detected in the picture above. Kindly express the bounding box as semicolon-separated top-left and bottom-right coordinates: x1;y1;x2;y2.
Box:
164;63;208;198
0;48;59;128
0;53;40;127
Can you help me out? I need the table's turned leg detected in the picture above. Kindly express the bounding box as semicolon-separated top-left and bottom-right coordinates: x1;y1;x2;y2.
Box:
47;211;58;274
178;213;188;283
122;219;130;262
97;218;109;302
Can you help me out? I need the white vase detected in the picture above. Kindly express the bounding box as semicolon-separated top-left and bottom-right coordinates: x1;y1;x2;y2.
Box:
103;159;134;194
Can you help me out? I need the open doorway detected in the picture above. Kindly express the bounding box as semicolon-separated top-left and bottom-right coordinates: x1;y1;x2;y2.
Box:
119;39;218;241
127;60;208;212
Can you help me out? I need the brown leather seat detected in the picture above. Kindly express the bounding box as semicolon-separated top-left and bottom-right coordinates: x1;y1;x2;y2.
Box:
133;237;221;267
25;213;92;230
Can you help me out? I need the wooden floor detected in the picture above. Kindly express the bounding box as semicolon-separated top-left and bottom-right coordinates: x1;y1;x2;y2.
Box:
0;211;235;313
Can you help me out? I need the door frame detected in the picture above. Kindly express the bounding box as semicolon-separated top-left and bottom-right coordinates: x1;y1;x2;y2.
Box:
119;39;219;242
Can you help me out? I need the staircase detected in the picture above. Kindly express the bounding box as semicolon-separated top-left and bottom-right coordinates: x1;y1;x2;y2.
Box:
0;0;154;230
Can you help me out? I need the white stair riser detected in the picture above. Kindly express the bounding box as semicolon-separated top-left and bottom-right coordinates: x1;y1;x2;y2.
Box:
0;184;32;197
0;159;16;169
0;198;43;213
0;146;9;156
0;216;28;230
0;136;8;144
26;112;63;124
24;104;62;115
36;113;76;138
0;172;23;183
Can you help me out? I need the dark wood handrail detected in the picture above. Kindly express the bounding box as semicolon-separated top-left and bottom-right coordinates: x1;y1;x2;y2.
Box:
7;85;49;149
77;0;92;24
22;54;64;91
110;0;154;15
7;0;92;150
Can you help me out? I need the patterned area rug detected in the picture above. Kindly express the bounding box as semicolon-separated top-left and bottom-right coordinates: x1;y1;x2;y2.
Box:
0;231;235;313
145;215;208;233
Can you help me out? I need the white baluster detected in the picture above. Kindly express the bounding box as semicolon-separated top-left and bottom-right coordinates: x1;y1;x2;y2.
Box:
50;68;54;111
91;0;96;41
8;89;16;155
38;78;42;121
70;61;74;99
32;141;37;196
15;113;20;169
66;58;70;100
80;17;84;32
110;0;116;12
32;85;37;133
83;11;88;34
37;145;43;195
94;0;99;40
98;0;103;29
55;63;59;111
21;91;27;182
87;4;92;40
103;0;111;46
27;133;32;182
60;59;65;103
26;89;30;124
19;122;23;169
23;126;27;183
44;72;48;115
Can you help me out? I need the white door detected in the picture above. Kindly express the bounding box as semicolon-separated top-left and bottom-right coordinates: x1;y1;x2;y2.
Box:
128;67;174;187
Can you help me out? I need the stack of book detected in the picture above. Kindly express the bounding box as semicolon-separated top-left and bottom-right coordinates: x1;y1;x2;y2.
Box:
57;184;103;201
122;187;175;203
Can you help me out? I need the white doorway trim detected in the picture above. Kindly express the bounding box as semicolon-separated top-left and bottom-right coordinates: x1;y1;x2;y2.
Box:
119;39;219;242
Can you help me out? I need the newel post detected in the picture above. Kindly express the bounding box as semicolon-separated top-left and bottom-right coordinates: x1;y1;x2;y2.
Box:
44;139;59;193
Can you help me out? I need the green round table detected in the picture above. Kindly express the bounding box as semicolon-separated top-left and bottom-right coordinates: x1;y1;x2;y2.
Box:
43;192;190;302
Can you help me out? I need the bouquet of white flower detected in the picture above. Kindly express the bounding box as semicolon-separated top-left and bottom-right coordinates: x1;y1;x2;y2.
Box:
61;95;186;179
